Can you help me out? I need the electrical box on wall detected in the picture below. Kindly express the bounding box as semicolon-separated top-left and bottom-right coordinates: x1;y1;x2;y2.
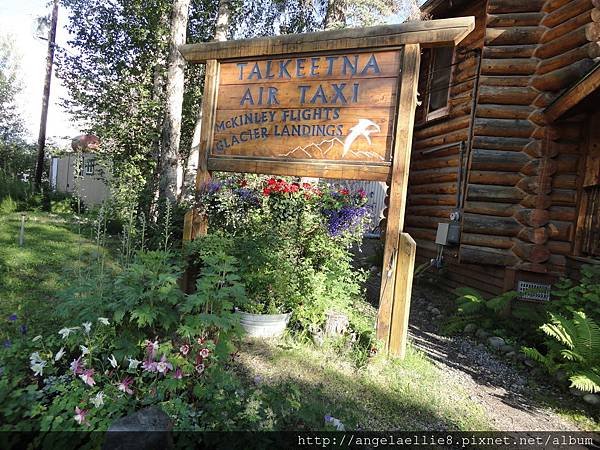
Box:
435;221;461;246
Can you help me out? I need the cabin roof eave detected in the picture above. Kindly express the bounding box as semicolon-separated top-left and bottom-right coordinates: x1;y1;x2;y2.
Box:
544;62;600;123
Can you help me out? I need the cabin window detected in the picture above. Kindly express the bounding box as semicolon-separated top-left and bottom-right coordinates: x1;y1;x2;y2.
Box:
84;158;95;176
419;46;454;122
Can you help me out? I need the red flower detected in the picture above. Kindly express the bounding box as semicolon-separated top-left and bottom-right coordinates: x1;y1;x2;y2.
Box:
263;188;271;196
267;178;277;186
239;179;247;187
302;183;311;189
290;183;299;193
339;188;350;196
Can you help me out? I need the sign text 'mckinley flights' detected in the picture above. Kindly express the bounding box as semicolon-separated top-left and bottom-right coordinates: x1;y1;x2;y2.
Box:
212;50;402;163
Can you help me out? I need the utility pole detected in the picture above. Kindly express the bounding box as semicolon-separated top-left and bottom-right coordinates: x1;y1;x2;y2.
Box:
34;0;59;190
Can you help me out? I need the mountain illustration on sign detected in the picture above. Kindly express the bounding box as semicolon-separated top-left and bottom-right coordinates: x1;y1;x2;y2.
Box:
279;119;383;160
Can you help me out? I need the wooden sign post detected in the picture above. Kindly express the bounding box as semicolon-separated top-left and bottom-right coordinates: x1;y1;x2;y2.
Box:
181;17;474;358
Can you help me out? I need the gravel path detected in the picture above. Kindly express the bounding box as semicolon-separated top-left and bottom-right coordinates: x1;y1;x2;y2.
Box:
366;274;581;431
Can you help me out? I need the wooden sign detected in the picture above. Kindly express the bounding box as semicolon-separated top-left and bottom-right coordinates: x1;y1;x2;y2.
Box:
213;51;400;169
181;17;475;358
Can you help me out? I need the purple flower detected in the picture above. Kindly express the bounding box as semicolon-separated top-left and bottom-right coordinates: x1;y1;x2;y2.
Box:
74;407;89;426
156;355;173;374
118;376;134;395
253;375;262;385
79;369;96;387
70;356;84;375
8;313;17;322
19;324;27;335
324;415;333;423
172;368;183;379
144;340;158;358
142;359;157;372
3;340;11;348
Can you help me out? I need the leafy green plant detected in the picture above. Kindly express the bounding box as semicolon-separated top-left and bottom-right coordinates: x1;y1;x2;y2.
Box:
550;264;600;322
522;311;600;393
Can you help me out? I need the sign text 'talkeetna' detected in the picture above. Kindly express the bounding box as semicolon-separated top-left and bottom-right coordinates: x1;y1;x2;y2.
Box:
211;50;402;164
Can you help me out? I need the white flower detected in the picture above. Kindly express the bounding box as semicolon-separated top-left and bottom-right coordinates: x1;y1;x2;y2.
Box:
91;391;104;408
54;347;66;361
98;317;110;325
32;335;42;342
82;322;92;333
30;360;47;376
80;345;90;355
30;352;43;364
127;357;141;370
108;354;118;368
58;327;79;339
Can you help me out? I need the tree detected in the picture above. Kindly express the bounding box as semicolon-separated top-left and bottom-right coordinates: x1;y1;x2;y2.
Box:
159;0;192;203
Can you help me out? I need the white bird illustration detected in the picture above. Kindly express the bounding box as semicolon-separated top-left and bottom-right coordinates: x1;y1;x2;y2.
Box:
342;119;381;157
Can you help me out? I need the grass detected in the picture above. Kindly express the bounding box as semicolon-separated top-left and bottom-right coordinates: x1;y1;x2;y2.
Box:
235;337;490;430
0;211;109;338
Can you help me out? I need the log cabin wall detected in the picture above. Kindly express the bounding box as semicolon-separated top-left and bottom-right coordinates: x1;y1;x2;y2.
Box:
407;0;600;296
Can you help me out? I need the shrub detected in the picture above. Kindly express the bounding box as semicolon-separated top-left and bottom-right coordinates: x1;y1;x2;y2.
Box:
0;195;17;214
522;311;600;393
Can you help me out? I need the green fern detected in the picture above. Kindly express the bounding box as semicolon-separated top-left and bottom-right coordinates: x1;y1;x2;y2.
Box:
569;371;600;394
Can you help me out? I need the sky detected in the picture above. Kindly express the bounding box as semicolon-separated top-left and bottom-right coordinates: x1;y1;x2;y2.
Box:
0;0;79;147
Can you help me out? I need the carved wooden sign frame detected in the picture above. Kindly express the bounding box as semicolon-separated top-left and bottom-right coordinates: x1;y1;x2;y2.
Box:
181;17;474;358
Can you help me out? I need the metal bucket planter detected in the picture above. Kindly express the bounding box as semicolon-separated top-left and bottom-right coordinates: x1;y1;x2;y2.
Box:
236;310;292;338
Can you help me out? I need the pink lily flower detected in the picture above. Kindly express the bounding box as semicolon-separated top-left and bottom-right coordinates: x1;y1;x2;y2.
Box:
195;363;205;375
144;339;159;358
179;344;190;356
118;376;134;395
199;348;210;358
70;356;84;375
79;369;96;387
74;407;89;426
142;359;157;372
156;355;173;374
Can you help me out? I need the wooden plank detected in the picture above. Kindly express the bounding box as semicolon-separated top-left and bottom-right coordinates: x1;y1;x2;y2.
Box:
544;65;600;123
180;17;475;62
388;232;416;358
377;44;420;352
207;157;391;181
218;51;402;85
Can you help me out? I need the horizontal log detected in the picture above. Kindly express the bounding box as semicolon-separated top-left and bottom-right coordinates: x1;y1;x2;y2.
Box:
409;182;457;195
405;205;453;218
555;154;580;173
548;254;567;269
479;75;531;87
478;85;539;105
546;240;573;255
520;193;552;209
481;58;538;76
487;12;544;28
541;9;593;43
405;216;439;229
485;27;545;46
482;45;537;59
444;264;506;288
550;189;577;205
466;184;524;203
473;136;531;151
548;220;573;241
414;115;470;140
517;226;550;244
464;201;518;217
512;241;551;263
514;262;550;274
527;110;549;127
532;92;558;108
553;174;578;189
487;0;545;14
536;42;600;76
541;0;593;29
543;0;575;13
474;118;534;138
413;129;469;151
517;176;552;195
476;104;532;120
521;158;558;176
405;227;436;241
461;232;514;249
468;170;521;186
462;212;521;236
411;154;460;171
459;244;519;266
514;208;550;227
531;59;595;92
549;205;577;221
409;167;457;185
471;148;530;171
534;25;590;59
523;140;546;158
407;194;457;206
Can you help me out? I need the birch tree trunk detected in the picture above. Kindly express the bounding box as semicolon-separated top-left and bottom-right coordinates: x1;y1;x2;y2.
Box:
159;0;191;203
180;0;231;199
